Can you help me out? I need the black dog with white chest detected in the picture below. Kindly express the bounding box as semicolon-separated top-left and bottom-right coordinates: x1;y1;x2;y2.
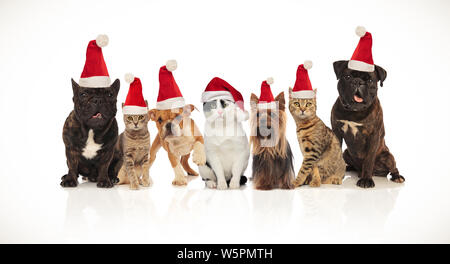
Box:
60;79;122;188
331;60;405;188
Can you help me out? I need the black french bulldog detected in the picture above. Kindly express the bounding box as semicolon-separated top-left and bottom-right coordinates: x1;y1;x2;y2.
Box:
331;61;405;188
60;79;122;188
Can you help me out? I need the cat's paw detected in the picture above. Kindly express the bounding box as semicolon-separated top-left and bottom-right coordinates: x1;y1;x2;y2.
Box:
356;178;375;188
60;175;78;187
129;182;140;190
97;178;114;188
140;177;153;187
217;180;228;190
172;178;187;186
205;180;217;189
229;179;240;189
309;179;321;187
390;174;405;183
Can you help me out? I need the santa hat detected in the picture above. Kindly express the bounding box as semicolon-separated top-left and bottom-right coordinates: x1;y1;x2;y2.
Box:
79;34;111;88
122;73;147;115
201;77;245;111
348;26;374;72
156;60;185;110
257;77;276;109
291;60;315;99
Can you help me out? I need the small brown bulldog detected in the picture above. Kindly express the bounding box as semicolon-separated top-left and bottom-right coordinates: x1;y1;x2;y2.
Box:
331;60;405;188
148;105;206;186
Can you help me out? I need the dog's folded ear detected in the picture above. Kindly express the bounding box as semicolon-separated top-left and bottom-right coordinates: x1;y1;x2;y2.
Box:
375;65;387;87
333;60;348;80
182;104;196;117
275;92;285;111
250;93;259;110
148;109;157;121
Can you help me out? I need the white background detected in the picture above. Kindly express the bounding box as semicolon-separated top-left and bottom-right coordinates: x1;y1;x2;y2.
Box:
0;0;449;243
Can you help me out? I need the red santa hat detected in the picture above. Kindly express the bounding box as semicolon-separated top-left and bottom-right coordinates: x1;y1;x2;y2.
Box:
257;77;276;109
348;26;375;72
156;60;185;110
291;60;315;99
122;73;147;115
201;77;245;111
79;34;111;88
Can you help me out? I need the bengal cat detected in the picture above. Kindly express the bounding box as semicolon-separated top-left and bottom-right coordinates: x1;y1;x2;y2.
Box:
116;112;151;190
288;88;345;187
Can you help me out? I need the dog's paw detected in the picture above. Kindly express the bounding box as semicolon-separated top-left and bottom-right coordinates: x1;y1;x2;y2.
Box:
172;178;187;186
229;179;240;190
390;174;405;183
97;178;114;188
205;180;217;189
60;175;78;187
192;143;206;166
356;178;375;188
217;180;228;190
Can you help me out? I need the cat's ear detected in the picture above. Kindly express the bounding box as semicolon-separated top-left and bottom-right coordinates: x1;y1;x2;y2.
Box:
109;78;120;96
71;78;80;95
275;92;285;111
148;109;157;121
374;64;387;87
250;93;259;110
333;60;348;79
288;87;293;99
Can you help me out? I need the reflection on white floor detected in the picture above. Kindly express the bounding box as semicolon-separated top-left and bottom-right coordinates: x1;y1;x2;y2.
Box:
1;171;449;243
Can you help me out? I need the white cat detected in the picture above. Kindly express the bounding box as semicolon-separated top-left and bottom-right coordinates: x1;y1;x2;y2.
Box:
199;99;250;190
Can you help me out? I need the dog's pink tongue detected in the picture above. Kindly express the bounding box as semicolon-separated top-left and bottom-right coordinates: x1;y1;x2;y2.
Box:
92;112;102;119
354;95;364;103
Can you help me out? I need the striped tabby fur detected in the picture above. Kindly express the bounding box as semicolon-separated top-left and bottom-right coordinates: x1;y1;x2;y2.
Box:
288;88;345;187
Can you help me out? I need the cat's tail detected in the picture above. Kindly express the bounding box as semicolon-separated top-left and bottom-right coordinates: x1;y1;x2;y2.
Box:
240;175;248;185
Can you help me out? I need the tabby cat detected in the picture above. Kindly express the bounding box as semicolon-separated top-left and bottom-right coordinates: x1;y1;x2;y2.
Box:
288;88;345;187
116;111;151;190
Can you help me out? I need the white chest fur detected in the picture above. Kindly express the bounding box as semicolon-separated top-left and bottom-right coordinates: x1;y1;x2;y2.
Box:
82;129;103;159
339;120;363;137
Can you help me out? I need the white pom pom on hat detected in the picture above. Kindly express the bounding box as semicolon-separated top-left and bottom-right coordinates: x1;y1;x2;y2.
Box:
266;77;274;85
166;60;177;72
355;26;367;37
96;34;109;47
124;73;135;84
303;60;313;70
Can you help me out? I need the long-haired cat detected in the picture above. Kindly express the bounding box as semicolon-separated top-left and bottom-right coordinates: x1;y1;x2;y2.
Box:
249;92;294;190
198;99;250;189
116;105;151;190
288;88;345;187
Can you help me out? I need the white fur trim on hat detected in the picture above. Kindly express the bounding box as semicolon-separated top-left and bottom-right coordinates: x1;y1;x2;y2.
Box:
156;96;185;110
266;77;274;85
291;90;316;99
79;76;111;88
355;26;367;37
348;60;375;72
257;101;277;109
303;60;313;70
122;105;148;115
96;34;109;48
201;91;234;103
166;60;177;72
124;73;135;84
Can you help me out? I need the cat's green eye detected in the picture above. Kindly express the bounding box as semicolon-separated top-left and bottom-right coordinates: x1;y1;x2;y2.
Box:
306;102;312;107
138;115;144;120
294;102;300;107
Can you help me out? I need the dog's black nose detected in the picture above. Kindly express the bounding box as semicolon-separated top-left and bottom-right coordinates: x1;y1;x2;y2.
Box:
92;97;103;105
